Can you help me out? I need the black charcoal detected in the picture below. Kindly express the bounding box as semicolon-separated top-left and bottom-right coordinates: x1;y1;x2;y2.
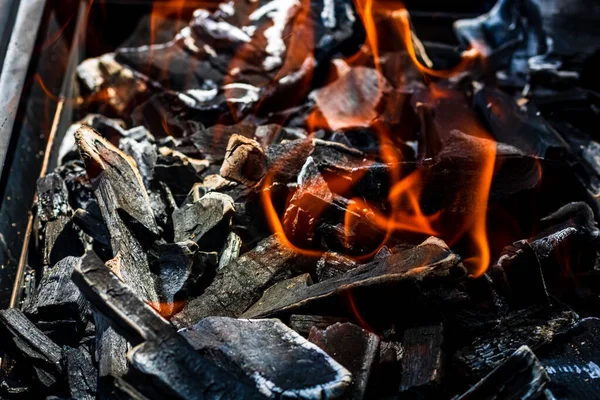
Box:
289;315;350;337
400;323;444;393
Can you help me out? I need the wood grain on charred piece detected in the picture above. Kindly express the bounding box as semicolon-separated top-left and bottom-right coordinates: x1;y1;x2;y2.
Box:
171;235;304;328
218;231;242;270
456;346;552;400
242;237;466;319
220;134;266;186
22;256;88;326
537;317;600;399
172;192;235;249
454;306;578;379
492;202;599;304
308;322;381;400
0;309;63;388
400;323;444;395
72;203;111;249
75;125;160;305
181;317;352;399
316;252;359;282
72;251;266;399
289;315;351;337
62;346;98;400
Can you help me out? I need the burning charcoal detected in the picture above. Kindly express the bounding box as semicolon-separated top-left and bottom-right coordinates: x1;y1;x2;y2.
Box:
77;53;148;117
172;235;304;328
22;256;88;325
399;323;444;395
538;317;600;398
242;237;466;319
62;346;98;400
55;160;94;212
220;134;266;186
265;139;315;183
36;173;70;223
0;309;63;388
153;152;206;200
153;241;217;317
218;231;242;270
316;252;359;281
72;251;265;399
289;315;350;337
75;126;160;304
308;322;380;400
454;306;578;379
312;67;388;131
180;317;352;399
172;192;235;248
456;346;551;400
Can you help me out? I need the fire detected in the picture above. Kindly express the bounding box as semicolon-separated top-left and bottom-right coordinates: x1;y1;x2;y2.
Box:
259;0;495;278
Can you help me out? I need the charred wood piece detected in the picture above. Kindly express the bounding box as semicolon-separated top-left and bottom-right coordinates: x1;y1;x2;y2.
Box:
172;235;304;328
454;306;578;379
400;323;444;394
22;256;88;324
36;173;70;222
218;231;242;270
0;309;63;388
172;192;235;248
62;346;98;400
181;317;352;399
242;237;466;318
72;251;265;399
308;322;380;400
289;315;350;337
456;346;551;400
220;134;266;186
538;317;600;399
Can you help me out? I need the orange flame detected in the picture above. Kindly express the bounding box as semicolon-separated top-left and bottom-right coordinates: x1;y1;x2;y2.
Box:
259;0;495;279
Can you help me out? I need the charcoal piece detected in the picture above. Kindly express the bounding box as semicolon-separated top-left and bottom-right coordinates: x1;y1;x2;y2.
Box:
454;306;578;378
265;139;315;184
23;256;87;323
310;139;366;172
42;215;84;267
308;322;380;400
283;156;334;246
119;136;157;188
172;192;235;247
172;235;303;328
218;231;242;270
72;252;264;399
316;252;359;281
538;317;600;399
242;237;466;318
0;309;63;388
77;53;148;117
312;67;388;131
456;346;551;400
113;377;152;400
127;336;265;400
55;160;94;211
76;126;160;304
289;315;350;337
153;154;205;199
72;203;111;248
490;240;550;307
188;124;257;162
36;173;70;222
181;317;352;399
153;241;216;317
376;341;404;397
454;0;548;67
220;134;265;186
62;346;98;400
475;87;567;159
400;323;444;393
94;314;129;381
75;125;158;239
